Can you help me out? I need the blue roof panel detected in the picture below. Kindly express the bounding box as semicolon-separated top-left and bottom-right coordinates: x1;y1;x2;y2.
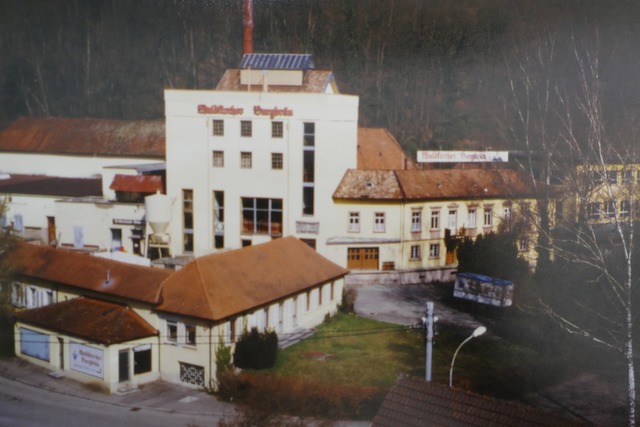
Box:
239;54;315;70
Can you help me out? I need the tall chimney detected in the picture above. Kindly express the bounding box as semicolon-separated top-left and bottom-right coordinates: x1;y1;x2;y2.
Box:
243;0;254;54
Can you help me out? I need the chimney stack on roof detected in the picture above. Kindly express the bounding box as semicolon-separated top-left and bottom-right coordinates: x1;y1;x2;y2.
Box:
243;0;254;54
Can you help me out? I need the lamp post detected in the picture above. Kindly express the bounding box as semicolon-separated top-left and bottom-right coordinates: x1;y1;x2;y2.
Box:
449;326;487;388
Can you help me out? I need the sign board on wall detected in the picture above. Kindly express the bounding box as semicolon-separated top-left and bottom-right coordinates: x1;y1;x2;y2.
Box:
417;151;509;163
70;342;104;379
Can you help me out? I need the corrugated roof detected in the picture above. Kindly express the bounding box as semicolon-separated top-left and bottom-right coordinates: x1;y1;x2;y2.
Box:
156;237;349;321
109;174;164;193
358;128;418;170
239;53;315;70
0;174;101;197
373;376;587;427
215;69;336;93
15;297;157;345
3;242;172;304
0;117;165;158
333;168;541;201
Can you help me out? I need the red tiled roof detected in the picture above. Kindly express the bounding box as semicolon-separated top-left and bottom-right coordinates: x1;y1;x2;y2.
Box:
0;174;101;197
0;117;165;158
358;128;418;170
156;237;349;321
373;376;587;427
333;168;542;201
109;174;164;193
15;298;157;345
3;242;172;304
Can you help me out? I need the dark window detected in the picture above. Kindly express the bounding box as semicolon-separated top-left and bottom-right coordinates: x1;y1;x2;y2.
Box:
134;347;152;374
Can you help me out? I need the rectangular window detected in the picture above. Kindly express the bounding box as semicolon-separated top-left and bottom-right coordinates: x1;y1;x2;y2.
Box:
186;324;197;346
503;207;512;222
468;209;477;228
272;121;283;138
212;151;224;167
429;243;440;258
411;210;421;232
622;170;634;184
182;189;194;252
303;123;315;216
348;212;360;232
214;191;224;249
240;120;252;137
605;201;616;217
519;238;529;252
272;153;283;170
133;346;152;374
212;120;224;136
240;152;252;169
374;212;386;232
410;245;421;260
242;198;283;235
621;200;631;217
588;202;600;220
448;210;457;233
483;208;493;227
430;210;440;229
20;328;50;361
167;320;178;343
606;170;618;185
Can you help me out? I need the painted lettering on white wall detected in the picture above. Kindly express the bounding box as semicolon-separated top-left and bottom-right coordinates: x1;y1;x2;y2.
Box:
197;105;244;115
253;106;293;119
70;342;104;379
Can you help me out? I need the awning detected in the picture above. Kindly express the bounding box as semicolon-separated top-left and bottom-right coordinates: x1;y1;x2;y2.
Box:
110;174;163;193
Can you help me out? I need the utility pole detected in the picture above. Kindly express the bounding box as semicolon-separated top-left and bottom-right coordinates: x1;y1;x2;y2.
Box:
424;301;435;382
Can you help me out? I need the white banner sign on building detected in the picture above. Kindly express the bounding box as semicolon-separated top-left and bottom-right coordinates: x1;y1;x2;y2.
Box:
417;151;509;163
70;342;104;378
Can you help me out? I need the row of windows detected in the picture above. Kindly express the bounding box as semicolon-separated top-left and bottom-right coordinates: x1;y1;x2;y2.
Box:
588;200;639;219
212;119;284;139
212;151;283;170
410;243;441;260
227;283;335;342
592;169;640;185
348;207;507;234
166;320;197;346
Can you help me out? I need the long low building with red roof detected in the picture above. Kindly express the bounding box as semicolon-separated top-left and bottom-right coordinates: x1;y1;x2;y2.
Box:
7;237;347;392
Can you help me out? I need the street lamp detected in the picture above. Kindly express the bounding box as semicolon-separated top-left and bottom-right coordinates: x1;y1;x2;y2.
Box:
448;326;487;388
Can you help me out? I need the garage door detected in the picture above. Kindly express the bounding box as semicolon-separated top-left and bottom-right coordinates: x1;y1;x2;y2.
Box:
347;247;379;270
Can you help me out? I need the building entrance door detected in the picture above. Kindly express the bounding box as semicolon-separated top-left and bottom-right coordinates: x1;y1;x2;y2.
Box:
347;247;379;270
118;350;130;383
58;337;64;370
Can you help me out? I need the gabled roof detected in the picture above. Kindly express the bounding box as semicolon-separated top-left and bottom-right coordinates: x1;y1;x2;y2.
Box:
358;128;418;171
333;168;541;202
109;174;164;193
215;69;336;93
0;117;165;158
15;297;157;345
3;242;172;304
373;376;586;427
156;237;349;321
0;174;101;197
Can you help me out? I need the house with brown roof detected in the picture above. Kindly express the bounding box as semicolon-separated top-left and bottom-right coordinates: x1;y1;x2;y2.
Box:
373;375;587;427
8;237;347;392
329;168;543;279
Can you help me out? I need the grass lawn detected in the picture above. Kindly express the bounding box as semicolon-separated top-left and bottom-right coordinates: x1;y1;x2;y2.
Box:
265;312;580;399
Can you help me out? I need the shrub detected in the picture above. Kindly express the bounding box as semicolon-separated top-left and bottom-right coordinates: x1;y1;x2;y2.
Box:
233;328;278;370
230;372;386;420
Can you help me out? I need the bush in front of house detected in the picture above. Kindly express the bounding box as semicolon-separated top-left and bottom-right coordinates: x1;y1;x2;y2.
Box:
233;328;278;370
